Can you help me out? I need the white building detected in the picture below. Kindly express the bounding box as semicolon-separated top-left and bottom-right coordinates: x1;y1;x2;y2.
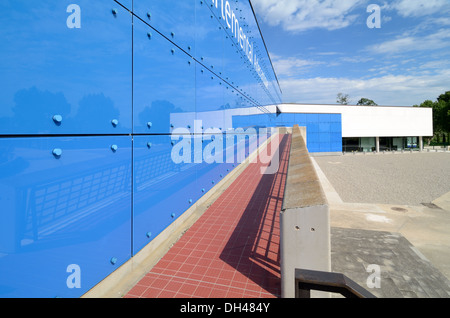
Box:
171;103;433;153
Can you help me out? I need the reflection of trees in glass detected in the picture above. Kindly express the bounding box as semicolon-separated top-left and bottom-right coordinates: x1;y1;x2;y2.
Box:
72;93;119;130
218;96;247;110
138;100;182;132
10;86;71;132
0;143;29;176
0;117;11;133
1;87;122;132
218;103;231;110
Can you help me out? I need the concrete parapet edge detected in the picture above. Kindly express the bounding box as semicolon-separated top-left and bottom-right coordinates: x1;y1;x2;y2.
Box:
280;125;331;298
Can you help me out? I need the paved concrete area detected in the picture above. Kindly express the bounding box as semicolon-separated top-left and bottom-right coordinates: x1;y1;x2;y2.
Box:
315;152;450;206
312;153;450;298
433;191;450;211
331;227;450;298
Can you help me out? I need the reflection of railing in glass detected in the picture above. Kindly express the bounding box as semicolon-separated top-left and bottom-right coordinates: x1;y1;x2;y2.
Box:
22;161;131;244
134;150;183;191
3;128;270;255
19;146;196;247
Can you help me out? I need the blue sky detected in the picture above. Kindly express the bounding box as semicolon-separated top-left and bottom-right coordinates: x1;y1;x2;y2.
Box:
251;0;450;106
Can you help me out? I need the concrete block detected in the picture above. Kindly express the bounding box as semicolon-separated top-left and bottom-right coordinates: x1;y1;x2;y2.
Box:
280;205;331;298
280;125;331;298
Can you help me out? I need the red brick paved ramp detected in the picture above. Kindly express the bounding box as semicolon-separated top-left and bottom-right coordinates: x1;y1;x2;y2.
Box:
125;134;291;298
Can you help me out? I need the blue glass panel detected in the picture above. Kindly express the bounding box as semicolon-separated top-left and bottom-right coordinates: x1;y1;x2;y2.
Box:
221;83;240;130
308;132;319;143
320;143;332;152
321;113;332;122
133;19;195;134
286;114;296;123
295;113;307;125
331;114;342;123
331;132;343;142
133;135;201;254
0;0;284;299
319;123;331;132
210;0;282;107
195;2;224;76
222;31;246;98
331;123;342;133
229;112;342;153
308;143;320;153
256;114;267;127
134;0;196;54
0;1;132;135
308;124;320;133
116;0;132;11
0;136;132;298
197;132;236;190
276;114;287;124
306;114;319;124
319;133;331;143
195;65;224;115
258;114;268;128
331;143;343;152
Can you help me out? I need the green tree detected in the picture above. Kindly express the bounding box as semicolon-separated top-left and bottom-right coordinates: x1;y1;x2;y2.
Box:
437;91;450;135
437;91;450;104
336;93;350;105
357;98;378;106
414;91;450;145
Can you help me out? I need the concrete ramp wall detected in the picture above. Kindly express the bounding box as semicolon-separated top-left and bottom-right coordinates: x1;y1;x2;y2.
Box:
280;125;331;298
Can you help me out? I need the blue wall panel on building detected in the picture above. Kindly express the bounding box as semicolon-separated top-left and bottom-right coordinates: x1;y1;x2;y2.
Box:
0;136;132;298
195;2;225;79
116;0;132;11
132;135;202;254
0;1;132;135
134;0;196;55
0;0;283;297
196;133;237;196
232;113;343;153
133;19;196;134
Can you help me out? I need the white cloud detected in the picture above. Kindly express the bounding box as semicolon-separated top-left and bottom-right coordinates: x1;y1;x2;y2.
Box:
433;18;450;26
339;56;374;63
278;68;450;106
251;0;367;32
388;0;450;17
419;60;450;70
270;54;324;76
367;28;450;54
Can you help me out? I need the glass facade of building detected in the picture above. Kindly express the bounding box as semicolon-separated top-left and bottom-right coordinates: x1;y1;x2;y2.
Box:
0;0;282;298
343;137;420;152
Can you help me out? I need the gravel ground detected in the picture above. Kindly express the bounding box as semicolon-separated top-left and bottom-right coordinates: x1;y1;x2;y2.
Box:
313;152;450;206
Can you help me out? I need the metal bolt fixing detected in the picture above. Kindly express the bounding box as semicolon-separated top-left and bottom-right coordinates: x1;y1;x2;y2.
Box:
52;148;63;158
